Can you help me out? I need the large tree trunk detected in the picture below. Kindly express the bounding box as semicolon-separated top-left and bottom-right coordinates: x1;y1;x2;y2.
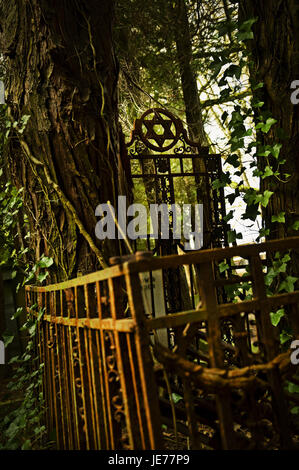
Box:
0;0;129;281
170;0;216;248
171;0;207;145
239;0;299;241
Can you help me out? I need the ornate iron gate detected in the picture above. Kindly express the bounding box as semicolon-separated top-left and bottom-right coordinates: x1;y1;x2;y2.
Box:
126;108;229;254
126;108;231;336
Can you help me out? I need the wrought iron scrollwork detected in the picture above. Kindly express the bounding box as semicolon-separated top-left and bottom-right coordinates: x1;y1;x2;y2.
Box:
174;136;192;154
104;331;125;417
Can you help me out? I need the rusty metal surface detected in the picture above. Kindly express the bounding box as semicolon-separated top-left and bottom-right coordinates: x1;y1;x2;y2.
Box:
26;236;299;450
135;236;299;449
26;269;163;450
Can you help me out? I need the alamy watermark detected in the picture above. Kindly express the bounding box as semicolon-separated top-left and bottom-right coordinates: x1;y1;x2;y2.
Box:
290;340;299;365
95;196;204;250
0;340;4;365
290;80;299;105
0;80;4;105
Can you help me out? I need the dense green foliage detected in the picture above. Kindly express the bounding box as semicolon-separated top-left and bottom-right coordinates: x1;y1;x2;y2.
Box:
0;108;53;449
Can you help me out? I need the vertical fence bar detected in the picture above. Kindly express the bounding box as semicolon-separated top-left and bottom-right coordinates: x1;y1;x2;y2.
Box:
108;276;141;449
74;286;90;449
83;284;98;449
125;332;147;449
60;290;73;449
198;261;235;449
44;310;54;433
125;269;163;449
95;281;115;449
65;288;81;449
52;290;66;449
45;291;59;449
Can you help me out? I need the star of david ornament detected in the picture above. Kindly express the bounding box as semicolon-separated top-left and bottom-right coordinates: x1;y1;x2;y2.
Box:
130;108;183;152
143;116;176;148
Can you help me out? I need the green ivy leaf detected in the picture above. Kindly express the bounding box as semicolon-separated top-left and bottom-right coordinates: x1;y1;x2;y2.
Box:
270;309;284;327
226;192;238;205
225;154;239;168
28;323;37;337
239;18;258;31
252;101;264;108
237;30;254;41
11;307;23;320
271;143;282;159
38;256;53;269
280;331;292;345
287;382;299;394
257;149;271;157
265;268;277;286
260;190;274;208
227;230;243;243
262;166;274;179
241;203;260;222
282;253;291;263
2;334;14;347
278;276;298;293
21;440;31;450
171;393;183;404
37;272;49;283
219;261;229;273
256;118;277;133
271;212;285;223
257;228;270;241
8;355;19;364
252;82;264;91
223;210;234;222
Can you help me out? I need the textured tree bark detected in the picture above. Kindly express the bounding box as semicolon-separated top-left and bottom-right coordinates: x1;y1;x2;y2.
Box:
171;0;207;145
0;0;130;281
239;0;299;241
170;0;216;248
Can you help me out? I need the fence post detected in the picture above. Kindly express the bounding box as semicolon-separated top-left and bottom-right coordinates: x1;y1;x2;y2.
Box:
198;261;236;449
125;266;164;450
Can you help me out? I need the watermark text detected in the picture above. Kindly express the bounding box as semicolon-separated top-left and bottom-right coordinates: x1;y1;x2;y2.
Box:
95;196;203;250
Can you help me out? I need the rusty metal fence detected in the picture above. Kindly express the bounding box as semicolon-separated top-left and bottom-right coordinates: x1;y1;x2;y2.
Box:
26;236;299;450
25;265;163;450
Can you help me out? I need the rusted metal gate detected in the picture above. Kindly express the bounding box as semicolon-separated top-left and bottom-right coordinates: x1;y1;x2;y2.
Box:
126;108;231;338
126;107;229;252
26;236;299;449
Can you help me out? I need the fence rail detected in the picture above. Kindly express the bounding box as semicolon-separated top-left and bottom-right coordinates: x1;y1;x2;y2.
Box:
26;236;299;449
